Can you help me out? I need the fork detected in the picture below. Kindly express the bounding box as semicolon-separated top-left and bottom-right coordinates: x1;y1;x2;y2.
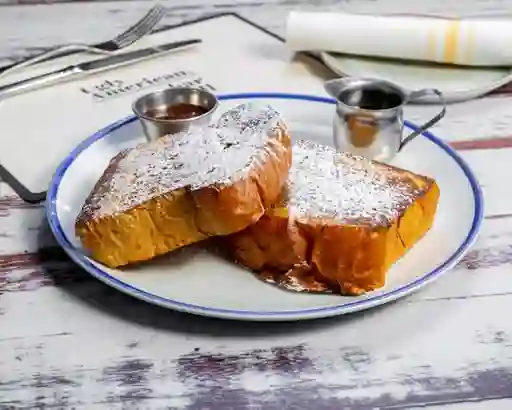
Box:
0;4;166;77
90;4;167;52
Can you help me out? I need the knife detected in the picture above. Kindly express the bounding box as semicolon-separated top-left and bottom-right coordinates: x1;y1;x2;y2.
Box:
0;38;201;100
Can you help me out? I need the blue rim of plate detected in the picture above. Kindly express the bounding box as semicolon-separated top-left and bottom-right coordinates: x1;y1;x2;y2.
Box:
46;92;484;320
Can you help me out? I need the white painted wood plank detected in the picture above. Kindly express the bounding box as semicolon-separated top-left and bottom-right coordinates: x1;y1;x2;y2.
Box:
409;400;512;410
1;288;512;408
1;0;511;67
458;149;512;217
2;1;512;141
1;1;512;408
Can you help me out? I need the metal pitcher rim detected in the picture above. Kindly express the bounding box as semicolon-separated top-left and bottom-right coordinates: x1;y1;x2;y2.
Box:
324;77;409;114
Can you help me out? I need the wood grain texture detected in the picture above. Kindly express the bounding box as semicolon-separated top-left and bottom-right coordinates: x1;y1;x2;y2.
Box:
2;1;512;409
3;0;512;141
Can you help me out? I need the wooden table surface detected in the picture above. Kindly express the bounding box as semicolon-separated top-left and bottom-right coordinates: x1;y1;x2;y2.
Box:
1;1;512;409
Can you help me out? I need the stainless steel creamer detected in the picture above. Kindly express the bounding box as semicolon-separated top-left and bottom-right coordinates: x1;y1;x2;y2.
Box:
324;77;446;162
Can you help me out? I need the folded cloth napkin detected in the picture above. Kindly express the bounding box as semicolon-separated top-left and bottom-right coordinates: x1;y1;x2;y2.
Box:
286;11;512;67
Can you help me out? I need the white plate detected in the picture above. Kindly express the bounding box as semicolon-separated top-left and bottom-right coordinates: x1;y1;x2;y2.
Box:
320;52;512;103
46;92;484;321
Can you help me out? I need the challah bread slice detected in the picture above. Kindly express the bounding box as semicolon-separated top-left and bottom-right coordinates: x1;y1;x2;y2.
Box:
223;140;440;295
75;102;292;268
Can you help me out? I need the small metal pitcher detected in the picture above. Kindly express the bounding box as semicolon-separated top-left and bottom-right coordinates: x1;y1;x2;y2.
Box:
324;77;446;162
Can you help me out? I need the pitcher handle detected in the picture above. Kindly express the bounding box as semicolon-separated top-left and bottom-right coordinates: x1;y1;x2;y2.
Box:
399;88;446;151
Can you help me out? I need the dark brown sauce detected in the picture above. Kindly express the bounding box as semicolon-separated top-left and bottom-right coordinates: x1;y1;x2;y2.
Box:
257;266;340;294
338;86;403;110
145;103;209;121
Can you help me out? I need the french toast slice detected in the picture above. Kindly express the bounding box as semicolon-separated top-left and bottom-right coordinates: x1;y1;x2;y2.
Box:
75;102;292;268
223;140;440;295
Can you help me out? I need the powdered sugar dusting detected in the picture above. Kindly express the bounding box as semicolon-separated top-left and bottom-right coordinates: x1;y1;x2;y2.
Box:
78;102;284;221
288;140;423;225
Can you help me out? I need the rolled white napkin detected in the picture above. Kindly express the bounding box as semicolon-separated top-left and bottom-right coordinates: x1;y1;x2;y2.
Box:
286;11;512;67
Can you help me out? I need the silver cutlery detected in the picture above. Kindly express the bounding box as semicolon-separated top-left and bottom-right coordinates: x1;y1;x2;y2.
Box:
90;4;167;52
0;5;166;77
0;39;201;100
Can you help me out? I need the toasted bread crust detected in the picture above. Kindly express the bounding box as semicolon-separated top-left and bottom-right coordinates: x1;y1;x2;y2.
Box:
75;104;291;268
223;142;440;295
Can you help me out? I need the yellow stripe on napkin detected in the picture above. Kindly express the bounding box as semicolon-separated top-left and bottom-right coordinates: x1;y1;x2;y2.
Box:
443;19;461;64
